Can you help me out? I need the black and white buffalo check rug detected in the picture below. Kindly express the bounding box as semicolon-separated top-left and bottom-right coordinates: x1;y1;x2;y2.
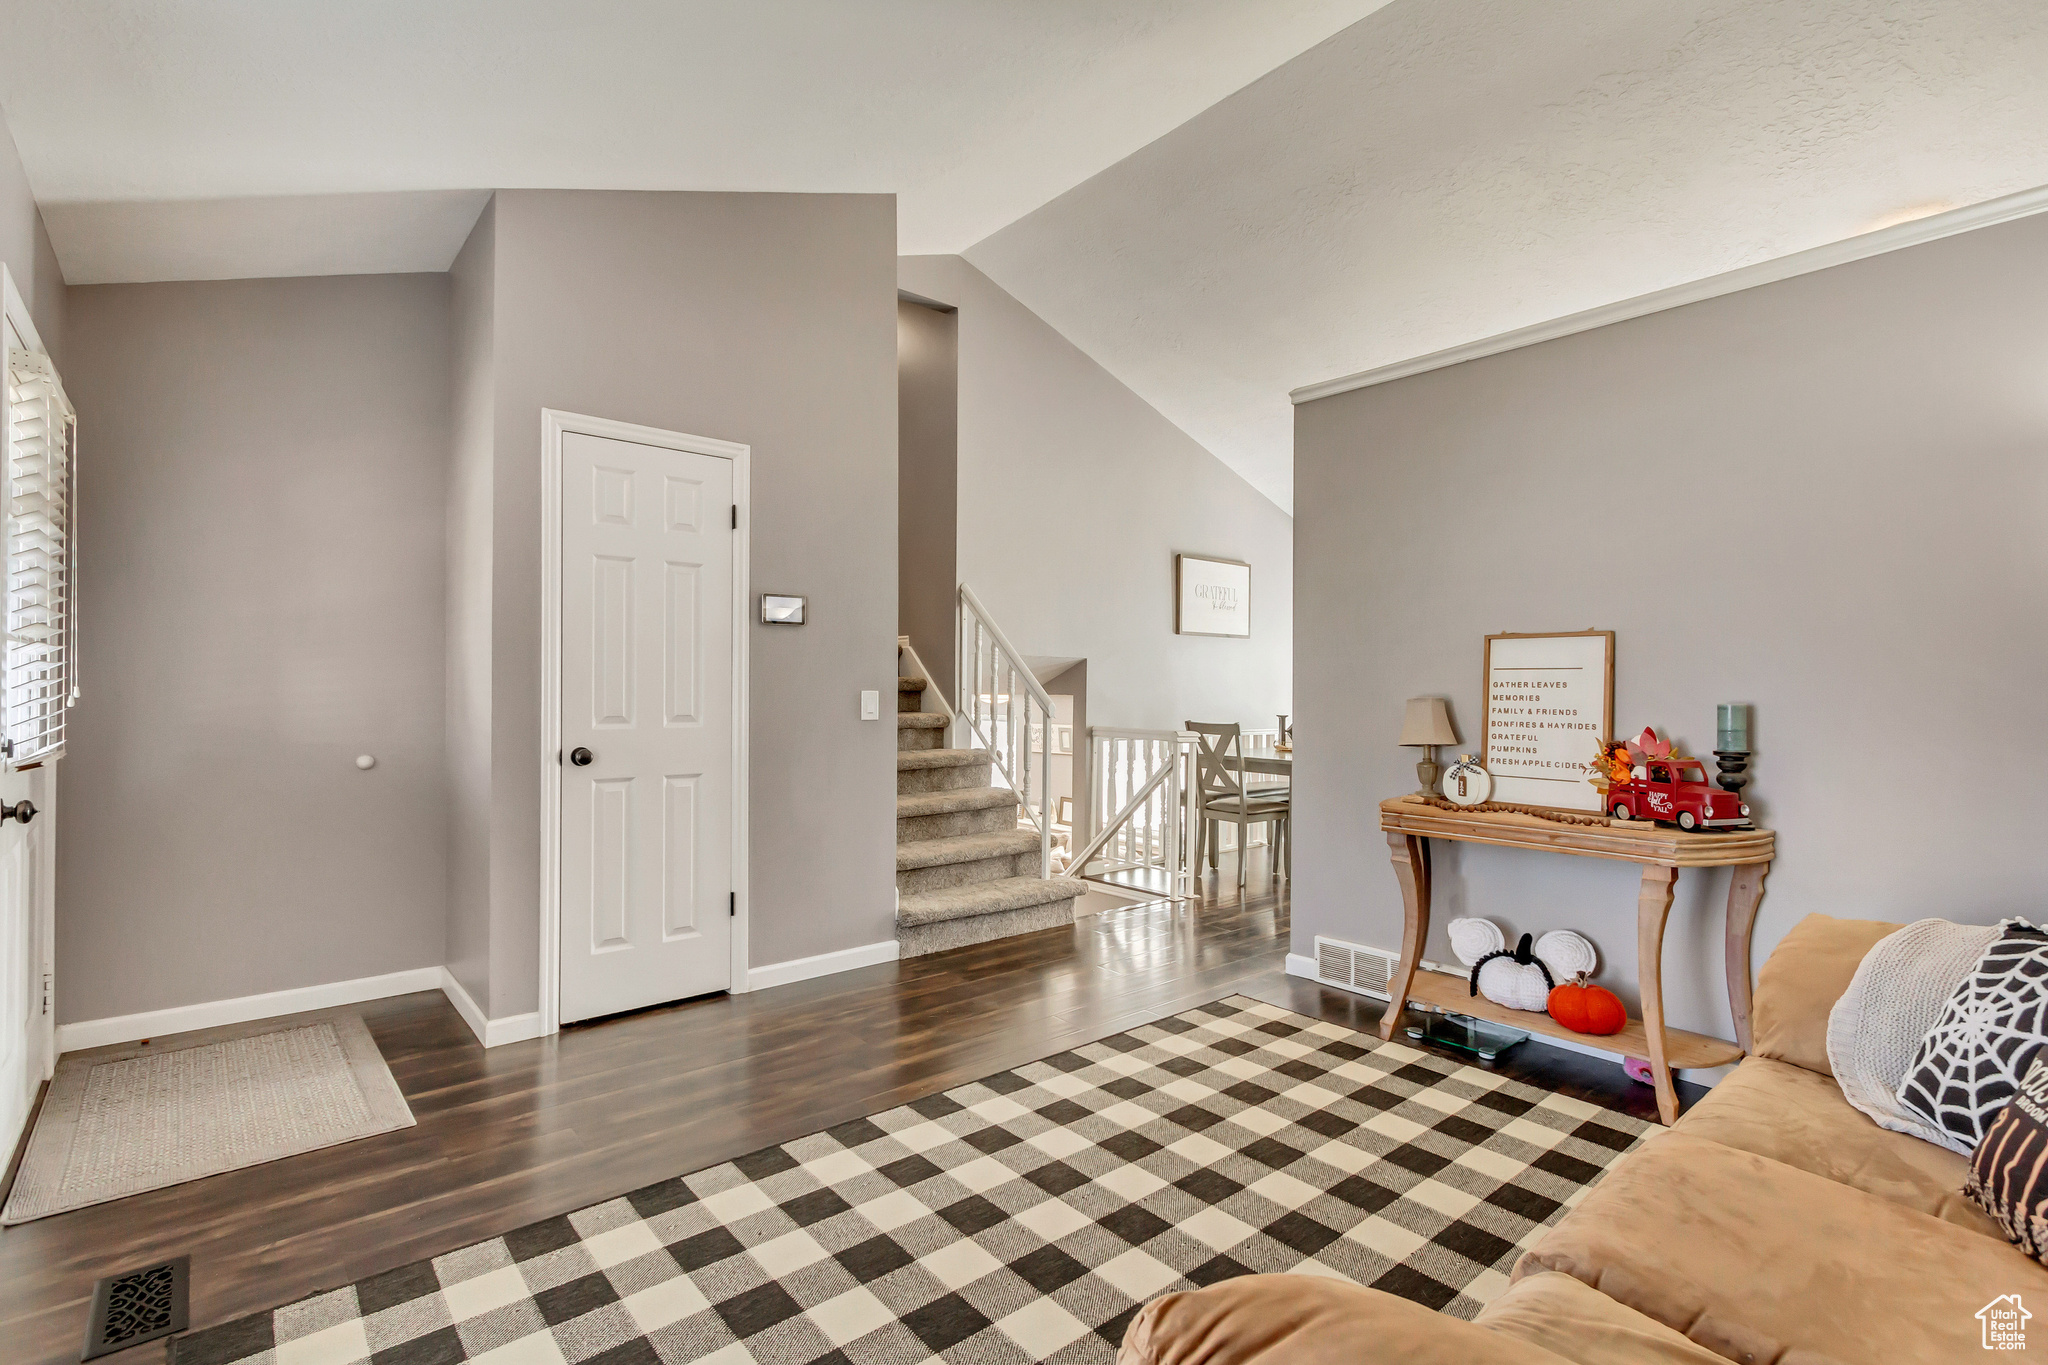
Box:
172;996;1652;1365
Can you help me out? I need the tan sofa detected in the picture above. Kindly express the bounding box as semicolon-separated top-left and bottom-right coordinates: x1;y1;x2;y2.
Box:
1120;915;2046;1365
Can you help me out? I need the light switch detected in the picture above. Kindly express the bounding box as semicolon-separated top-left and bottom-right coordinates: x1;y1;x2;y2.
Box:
860;690;880;721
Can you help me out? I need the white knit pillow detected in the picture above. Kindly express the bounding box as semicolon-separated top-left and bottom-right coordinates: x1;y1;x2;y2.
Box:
1827;917;1999;1151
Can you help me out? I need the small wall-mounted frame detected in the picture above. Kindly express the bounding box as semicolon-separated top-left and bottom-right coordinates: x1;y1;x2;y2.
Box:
1175;554;1251;637
1054;725;1073;755
1056;796;1074;828
760;594;806;625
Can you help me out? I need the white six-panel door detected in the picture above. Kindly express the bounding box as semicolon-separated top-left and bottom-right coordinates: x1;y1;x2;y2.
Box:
559;430;735;1023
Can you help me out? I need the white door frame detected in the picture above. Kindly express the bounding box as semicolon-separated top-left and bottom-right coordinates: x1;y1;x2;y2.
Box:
539;409;751;1038
1;264;56;1107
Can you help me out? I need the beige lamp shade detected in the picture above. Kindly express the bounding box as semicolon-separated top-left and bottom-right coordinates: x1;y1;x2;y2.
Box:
1399;696;1458;747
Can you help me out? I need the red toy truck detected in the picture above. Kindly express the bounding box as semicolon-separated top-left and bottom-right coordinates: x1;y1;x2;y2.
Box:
1605;759;1751;831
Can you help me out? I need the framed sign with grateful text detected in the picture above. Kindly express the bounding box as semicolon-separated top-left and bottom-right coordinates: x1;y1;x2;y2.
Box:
1176;554;1251;637
1482;630;1614;812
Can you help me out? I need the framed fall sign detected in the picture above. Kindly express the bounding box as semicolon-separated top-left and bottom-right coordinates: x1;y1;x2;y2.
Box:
1481;630;1614;812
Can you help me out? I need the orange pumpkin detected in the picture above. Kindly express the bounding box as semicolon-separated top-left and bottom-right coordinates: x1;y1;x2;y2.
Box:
1547;973;1627;1035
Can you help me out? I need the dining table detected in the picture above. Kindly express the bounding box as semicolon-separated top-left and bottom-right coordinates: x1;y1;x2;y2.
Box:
1240;749;1292;791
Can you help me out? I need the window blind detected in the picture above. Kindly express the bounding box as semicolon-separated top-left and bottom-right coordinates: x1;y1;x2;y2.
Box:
4;347;75;764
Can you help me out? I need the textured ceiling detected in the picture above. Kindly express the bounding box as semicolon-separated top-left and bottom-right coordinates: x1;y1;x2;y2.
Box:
0;0;1388;279
965;0;2048;511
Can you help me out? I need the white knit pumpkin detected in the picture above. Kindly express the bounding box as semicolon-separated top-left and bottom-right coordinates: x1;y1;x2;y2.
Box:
1475;950;1553;1012
1451;919;1563;1012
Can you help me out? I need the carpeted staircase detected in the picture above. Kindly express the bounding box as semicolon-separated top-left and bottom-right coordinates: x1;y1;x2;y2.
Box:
895;674;1087;957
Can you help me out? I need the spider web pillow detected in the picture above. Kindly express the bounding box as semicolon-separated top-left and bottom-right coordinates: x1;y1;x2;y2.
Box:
1967;1053;2048;1262
1898;920;2048;1154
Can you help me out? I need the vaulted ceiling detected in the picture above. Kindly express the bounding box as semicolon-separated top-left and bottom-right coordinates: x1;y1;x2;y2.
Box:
965;0;2048;509
5;1;2046;512
0;1;1387;266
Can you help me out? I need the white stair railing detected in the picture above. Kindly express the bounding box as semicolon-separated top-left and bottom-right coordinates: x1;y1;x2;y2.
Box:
1086;728;1189;889
956;584;1052;878
1069;760;1177;881
1083;725;1284;891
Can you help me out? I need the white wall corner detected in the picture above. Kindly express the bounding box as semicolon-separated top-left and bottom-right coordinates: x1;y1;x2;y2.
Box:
746;938;900;993
436;968;489;1044
437;969;545;1048
482;1012;546;1047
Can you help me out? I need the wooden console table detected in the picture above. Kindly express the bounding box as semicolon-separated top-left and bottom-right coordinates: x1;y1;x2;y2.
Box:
1377;796;1774;1124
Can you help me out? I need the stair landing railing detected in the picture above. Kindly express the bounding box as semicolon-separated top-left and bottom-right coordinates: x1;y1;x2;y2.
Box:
1080;726;1283;894
956;584;1052;879
1081;728;1190;895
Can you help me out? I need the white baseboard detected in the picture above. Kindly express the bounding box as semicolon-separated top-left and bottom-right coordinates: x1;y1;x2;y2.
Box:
56;966;446;1053
747;938;899;992
1284;952;1325;984
1284;951;1724;1083
438;970;547;1047
483;1011;545;1047
437;968;490;1045
58;966;551;1054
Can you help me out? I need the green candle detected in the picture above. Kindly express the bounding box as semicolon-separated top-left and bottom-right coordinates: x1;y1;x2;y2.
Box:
1716;703;1749;753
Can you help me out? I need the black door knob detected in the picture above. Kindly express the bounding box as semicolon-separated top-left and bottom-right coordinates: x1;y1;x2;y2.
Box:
569;747;594;767
2;799;34;824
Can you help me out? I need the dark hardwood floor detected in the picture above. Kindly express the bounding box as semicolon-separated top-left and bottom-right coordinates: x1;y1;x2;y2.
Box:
1;853;1693;1364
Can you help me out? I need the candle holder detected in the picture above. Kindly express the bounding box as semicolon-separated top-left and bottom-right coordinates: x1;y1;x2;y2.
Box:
1712;750;1752;794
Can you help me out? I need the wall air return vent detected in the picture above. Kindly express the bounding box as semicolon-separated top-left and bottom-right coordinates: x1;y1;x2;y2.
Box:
1313;936;1400;1000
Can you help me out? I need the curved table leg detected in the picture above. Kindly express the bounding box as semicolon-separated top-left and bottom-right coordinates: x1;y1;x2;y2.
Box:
1637;864;1680;1124
1380;832;1430;1040
1725;860;1770;1054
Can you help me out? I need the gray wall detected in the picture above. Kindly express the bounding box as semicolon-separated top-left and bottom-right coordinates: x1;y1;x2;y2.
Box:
897;255;1293;739
58;275;453;1023
444;200;496;1011
0;112;64;357
1293;212;2048;1050
898;299;958;691
466;190;898;1013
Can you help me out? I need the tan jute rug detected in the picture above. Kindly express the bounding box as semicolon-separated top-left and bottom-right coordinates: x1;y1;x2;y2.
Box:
3;1007;414;1224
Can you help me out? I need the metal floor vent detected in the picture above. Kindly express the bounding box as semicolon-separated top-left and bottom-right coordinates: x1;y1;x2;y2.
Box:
83;1255;188;1360
1314;935;1400;999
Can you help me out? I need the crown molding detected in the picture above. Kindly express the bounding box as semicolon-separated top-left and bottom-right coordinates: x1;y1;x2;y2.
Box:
1290;182;2048;405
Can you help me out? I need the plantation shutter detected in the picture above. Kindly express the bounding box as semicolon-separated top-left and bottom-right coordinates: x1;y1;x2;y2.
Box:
4;347;76;764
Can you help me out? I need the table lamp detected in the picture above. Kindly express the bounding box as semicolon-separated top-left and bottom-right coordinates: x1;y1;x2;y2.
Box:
1399;697;1458;796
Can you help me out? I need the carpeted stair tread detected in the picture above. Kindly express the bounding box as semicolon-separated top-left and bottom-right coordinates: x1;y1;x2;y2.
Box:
889;646;1073;957
898;829;1040;871
897;747;990;771
897;875;1089;928
897;787;1018;819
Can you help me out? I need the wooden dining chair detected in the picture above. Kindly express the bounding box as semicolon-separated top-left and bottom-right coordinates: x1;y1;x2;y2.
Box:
1186;721;1291;888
